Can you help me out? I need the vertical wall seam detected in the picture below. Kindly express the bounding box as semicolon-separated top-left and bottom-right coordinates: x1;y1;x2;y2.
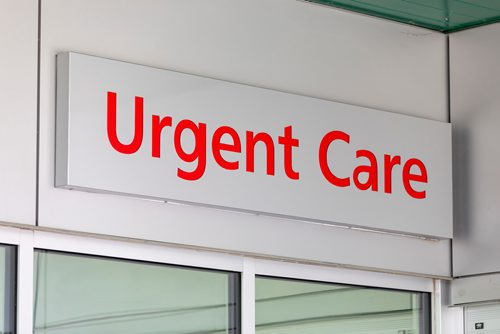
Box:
446;34;454;280
35;0;41;227
446;35;451;123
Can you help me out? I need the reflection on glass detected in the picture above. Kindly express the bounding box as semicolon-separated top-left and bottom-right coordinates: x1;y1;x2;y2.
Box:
0;244;15;334
256;276;429;334
34;250;239;334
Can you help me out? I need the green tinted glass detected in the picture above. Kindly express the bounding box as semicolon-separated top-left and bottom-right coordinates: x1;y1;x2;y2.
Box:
0;245;15;334
308;0;500;33
256;276;429;334
34;250;239;333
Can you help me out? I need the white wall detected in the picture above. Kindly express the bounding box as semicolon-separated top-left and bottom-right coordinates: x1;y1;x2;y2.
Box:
450;22;500;277
37;0;451;277
0;0;38;225
438;280;464;334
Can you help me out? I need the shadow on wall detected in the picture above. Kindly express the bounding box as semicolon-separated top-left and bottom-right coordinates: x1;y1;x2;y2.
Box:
452;126;470;249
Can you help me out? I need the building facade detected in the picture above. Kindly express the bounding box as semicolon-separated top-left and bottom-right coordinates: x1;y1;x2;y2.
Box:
1;0;499;333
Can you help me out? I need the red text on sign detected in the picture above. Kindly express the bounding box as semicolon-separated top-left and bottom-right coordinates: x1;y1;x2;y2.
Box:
318;130;428;199
107;92;300;181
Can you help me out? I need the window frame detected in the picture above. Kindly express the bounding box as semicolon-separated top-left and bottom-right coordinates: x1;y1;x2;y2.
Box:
254;274;432;334
0;224;441;334
0;241;17;333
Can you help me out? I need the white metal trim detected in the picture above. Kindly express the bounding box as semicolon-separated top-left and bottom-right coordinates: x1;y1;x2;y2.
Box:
433;279;442;334
451;273;500;305
254;258;434;292
30;228;435;291
242;258;256;334
438;280;464;334
33;230;244;272
0;225;27;245
31;229;435;292
17;229;34;334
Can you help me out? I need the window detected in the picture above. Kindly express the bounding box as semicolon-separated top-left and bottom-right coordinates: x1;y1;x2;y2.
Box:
256;276;430;334
33;250;239;333
0;244;16;334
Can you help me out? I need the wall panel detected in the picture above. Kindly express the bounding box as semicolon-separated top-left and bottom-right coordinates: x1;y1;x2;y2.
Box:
450;22;500;277
0;0;38;225
39;0;450;276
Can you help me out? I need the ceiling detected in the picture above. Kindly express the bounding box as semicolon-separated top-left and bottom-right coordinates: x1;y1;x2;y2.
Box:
306;0;500;33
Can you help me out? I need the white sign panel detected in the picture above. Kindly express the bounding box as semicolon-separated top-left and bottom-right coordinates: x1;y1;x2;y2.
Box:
56;52;452;238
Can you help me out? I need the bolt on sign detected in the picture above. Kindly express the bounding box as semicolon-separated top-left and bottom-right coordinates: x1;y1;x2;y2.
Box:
56;52;452;238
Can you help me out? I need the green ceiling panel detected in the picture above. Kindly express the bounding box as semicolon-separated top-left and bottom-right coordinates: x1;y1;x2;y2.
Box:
307;0;500;33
